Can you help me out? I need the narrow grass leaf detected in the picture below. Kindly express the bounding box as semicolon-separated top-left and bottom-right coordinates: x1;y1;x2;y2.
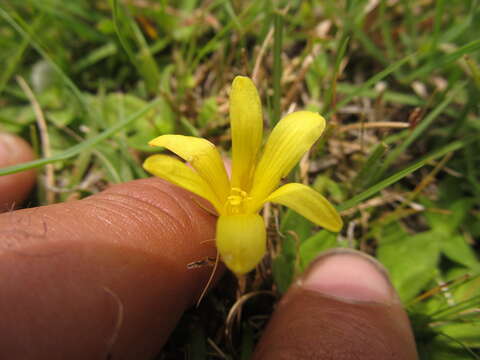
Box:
405;39;480;82
338;135;479;212
0;7;89;114
271;10;284;126
323;35;350;114
328;53;414;116
109;0;160;94
0;98;162;176
381;83;464;172
352;142;388;191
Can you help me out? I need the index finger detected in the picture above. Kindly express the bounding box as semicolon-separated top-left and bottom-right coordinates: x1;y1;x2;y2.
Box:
0;178;221;359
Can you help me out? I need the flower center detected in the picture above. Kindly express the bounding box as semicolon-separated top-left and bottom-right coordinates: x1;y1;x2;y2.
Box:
225;187;251;215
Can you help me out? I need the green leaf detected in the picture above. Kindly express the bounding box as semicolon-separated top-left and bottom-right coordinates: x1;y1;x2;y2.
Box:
417;340;479;360
0;8;90;116
187;321;207;360
47;107;76;127
424;198;479;269
381;84;464;173
439;322;480;349
338;135;479;212
240;322;255;360
109;0;160;95
197;97;219;128
405;38;480;82
272;252;294;294
441;234;479;270
280;209;314;241
327;52;415;116
425;198;474;236
377;224;441;302
351;142;388;191
299;230;344;271
273;209;315;293
313;175;346;203
0;98;162;176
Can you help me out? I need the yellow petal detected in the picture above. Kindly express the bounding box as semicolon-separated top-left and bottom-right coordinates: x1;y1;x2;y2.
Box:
149;134;230;204
265;183;343;232
249;111;325;206
143;154;222;213
216;214;266;275
229;76;263;192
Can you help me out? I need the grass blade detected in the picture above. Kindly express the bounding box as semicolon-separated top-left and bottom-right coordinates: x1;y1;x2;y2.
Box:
0;98;161;176
0;7;89;114
405;39;480;82
338;135;479;211
380;83;464;173
271;9;284;126
327;53;414;117
109;0;160;95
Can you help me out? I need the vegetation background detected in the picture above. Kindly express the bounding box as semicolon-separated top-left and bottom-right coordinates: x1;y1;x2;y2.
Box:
0;0;479;358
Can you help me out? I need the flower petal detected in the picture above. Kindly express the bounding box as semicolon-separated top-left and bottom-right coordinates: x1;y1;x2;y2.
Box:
216;214;266;275
149;134;230;204
143;154;222;213
265;183;343;232
229;76;263;192
249;111;325;205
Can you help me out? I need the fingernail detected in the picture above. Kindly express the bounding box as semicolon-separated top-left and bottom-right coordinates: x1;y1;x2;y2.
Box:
301;249;399;304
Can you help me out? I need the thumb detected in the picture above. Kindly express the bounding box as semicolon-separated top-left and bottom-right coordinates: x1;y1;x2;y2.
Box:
0;178;221;359
253;249;418;360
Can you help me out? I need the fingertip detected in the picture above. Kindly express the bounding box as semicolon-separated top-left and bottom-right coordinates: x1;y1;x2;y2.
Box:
84;177;224;306
253;249;418;360
0;132;36;212
0;177;223;358
301;249;399;304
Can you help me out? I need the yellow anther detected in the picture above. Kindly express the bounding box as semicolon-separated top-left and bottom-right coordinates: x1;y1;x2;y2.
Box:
230;187;247;197
225;187;252;215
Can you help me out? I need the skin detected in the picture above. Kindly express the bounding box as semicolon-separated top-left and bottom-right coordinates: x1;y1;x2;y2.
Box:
0;133;418;359
0;133;36;211
253;252;418;359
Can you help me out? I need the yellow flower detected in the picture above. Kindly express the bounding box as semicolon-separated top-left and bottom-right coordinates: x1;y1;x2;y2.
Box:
143;76;342;275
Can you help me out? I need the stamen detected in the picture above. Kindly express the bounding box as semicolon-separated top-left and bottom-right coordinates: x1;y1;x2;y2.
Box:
225;187;251;214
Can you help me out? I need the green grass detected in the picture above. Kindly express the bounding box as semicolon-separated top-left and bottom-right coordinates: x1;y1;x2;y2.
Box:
1;0;479;358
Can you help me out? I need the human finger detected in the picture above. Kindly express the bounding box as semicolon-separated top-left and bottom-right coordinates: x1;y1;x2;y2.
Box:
253;249;418;360
0;132;36;212
0;178;221;359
